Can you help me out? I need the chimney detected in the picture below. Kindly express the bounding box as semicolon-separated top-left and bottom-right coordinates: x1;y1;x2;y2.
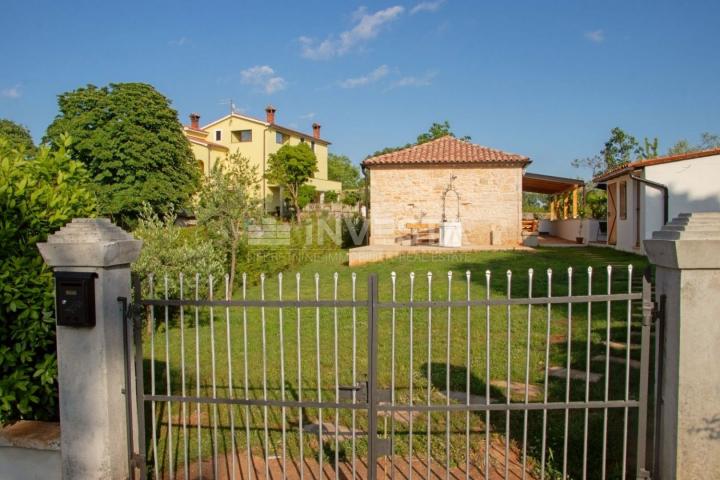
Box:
312;123;321;139
189;113;200;130
265;105;276;124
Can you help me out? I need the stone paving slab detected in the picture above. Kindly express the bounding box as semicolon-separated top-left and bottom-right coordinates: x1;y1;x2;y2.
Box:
592;354;641;369
489;380;543;400
547;366;601;383
439;390;493;405
602;340;640;350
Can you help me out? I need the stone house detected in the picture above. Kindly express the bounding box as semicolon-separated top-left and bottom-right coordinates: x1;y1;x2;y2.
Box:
362;135;530;246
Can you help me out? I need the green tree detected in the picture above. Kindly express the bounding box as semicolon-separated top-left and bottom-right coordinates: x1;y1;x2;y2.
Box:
44;83;199;226
266;143;318;222
0;135;96;423
0;119;35;155
667;139;693;155
668;132;720;155
368;121;470;158
297;184;317;209
601;127;639;167
573;127;657;176
327;153;360;189
416;120;470;144
196;153;262;292
637;137;659;159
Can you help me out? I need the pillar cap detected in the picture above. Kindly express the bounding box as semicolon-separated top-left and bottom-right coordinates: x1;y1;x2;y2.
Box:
644;212;720;269
38;218;142;268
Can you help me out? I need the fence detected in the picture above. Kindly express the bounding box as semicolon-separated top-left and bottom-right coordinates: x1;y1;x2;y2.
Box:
127;264;653;480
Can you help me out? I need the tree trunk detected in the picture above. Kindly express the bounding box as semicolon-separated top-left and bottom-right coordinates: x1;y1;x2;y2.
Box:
294;196;302;223
229;237;237;298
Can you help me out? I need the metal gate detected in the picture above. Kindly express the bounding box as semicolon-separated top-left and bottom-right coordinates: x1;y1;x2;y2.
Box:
124;265;657;479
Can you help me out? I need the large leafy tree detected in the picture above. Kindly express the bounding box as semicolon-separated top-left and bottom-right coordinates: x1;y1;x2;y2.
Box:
0;135;96;422
44;83;199;226
266;143;318;222
196;153;262;292
328;153;361;189
0;119;35;155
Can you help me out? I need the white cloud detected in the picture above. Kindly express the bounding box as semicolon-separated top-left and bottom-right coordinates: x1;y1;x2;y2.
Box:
387;71;437;90
300;6;405;60
584;29;605;43
169;37;189;47
240;65;287;94
300;112;316;120
1;84;21;99
410;0;445;15
339;65;390;88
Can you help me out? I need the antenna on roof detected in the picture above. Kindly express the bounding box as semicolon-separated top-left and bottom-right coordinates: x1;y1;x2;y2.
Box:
218;98;242;115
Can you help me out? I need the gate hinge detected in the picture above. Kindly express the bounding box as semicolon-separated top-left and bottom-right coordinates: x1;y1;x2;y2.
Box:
636;468;652;480
130;453;146;469
653;294;666;324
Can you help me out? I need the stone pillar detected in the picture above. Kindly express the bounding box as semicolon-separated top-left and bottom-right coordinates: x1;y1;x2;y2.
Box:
38;218;142;480
644;212;720;479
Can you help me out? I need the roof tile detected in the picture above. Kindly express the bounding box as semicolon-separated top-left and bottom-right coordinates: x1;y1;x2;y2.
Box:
362;135;529;167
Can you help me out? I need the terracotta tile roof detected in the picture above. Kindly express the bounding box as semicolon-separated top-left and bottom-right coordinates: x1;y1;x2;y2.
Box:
187;136;228;150
593;147;720;183
362;135;530;167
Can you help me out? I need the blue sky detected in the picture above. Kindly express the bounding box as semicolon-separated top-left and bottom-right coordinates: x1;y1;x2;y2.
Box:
1;0;719;178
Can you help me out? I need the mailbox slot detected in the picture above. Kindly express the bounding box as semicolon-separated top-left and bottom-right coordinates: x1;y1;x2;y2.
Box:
55;272;97;327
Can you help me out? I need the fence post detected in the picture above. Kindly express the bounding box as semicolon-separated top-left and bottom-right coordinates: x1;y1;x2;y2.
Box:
644;212;720;480
38;218;142;479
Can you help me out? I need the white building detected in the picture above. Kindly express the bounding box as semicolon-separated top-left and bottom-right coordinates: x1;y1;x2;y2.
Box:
593;148;720;254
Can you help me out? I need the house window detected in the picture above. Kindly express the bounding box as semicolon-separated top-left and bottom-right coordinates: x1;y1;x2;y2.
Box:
231;129;252;143
311;140;315;152
619;181;627;220
275;132;287;144
214;130;222;141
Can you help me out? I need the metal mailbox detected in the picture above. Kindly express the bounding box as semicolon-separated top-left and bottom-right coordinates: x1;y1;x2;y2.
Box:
55;271;97;327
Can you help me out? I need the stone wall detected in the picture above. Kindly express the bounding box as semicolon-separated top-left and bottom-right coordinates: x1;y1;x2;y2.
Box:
368;164;523;246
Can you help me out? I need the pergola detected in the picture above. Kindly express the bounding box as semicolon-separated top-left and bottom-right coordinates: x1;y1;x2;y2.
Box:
522;172;585;220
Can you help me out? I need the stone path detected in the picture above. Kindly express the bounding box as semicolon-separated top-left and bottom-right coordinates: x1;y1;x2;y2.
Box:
547;366;602;383
592;354;641;369
602;340;639;350
302;421;357;440
378;406;418;424
489;380;543;400
438;390;492;405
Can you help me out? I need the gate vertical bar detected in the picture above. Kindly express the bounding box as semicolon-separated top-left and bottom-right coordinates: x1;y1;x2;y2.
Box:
635;267;653;479
367;273;379;480
120;295;135;479
132;276;147;480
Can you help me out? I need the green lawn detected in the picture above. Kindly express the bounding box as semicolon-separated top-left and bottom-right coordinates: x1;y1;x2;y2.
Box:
142;246;650;479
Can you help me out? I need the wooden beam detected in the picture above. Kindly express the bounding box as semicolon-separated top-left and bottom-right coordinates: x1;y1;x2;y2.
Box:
572;188;578;218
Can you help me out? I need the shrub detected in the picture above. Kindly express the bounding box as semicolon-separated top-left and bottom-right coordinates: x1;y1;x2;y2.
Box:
323;190;338;203
132;205;225;298
341;190;361;207
0;136;96;423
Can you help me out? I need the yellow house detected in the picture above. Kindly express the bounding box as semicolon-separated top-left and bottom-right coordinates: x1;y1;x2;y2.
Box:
183;105;341;213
